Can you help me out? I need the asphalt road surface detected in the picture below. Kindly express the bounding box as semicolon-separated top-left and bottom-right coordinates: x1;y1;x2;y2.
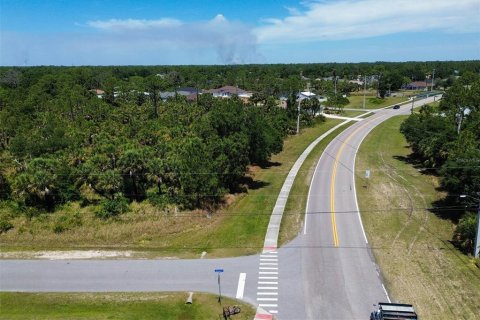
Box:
0;96;440;319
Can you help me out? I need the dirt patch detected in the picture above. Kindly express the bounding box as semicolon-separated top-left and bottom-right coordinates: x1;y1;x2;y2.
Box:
0;250;134;260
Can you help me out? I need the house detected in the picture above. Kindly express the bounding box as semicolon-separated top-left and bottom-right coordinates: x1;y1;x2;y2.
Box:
297;91;316;101
204;85;246;98
278;96;288;109
160;91;176;100
177;87;199;96
203;86;251;100
349;80;364;86
90;89;105;98
404;80;434;90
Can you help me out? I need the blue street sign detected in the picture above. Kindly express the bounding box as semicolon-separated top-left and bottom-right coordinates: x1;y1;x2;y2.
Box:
215;269;224;273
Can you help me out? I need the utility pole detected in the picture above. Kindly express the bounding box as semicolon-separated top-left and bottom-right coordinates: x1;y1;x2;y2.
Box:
333;69;337;96
411;96;415;114
296;98;301;134
460;194;480;257
431;69;435;92
475;198;480;258
362;76;367;109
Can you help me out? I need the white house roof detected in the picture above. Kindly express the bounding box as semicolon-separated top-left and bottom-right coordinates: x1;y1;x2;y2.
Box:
300;91;316;97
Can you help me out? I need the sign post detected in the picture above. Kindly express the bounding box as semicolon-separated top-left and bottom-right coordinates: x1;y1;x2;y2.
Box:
215;269;224;304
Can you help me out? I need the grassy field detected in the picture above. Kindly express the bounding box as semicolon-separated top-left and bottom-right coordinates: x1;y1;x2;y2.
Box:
346;95;409;109
0;292;255;320
1;119;344;258
355;115;480;319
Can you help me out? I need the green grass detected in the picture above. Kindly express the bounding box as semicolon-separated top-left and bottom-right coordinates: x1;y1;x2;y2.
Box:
346;95;408;109
0;292;255;320
279;122;354;245
1;119;345;258
341;110;369;118
355;115;480;319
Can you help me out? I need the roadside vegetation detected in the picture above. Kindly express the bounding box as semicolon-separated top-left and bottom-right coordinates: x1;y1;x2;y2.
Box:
0;117;342;257
344;95;409;109
0;292;255;320
1;63;479;257
400;74;480;254
356;116;480;319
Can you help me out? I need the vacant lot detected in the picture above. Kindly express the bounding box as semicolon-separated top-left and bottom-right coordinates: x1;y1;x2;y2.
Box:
0;292;255;320
346;95;409;109
1;119;344;258
356;116;480;319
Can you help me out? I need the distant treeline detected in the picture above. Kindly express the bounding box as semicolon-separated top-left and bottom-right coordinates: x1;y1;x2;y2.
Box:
1;60;479;95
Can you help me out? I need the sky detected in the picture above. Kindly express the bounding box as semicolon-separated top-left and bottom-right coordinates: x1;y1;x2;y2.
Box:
1;0;479;66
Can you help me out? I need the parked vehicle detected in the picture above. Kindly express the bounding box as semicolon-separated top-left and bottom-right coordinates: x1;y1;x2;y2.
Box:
393;105;401;109
370;302;418;319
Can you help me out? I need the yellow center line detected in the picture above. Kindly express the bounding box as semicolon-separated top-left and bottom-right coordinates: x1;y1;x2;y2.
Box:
330;117;381;247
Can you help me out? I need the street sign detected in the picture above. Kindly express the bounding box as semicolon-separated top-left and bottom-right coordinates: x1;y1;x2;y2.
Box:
215;269;224;303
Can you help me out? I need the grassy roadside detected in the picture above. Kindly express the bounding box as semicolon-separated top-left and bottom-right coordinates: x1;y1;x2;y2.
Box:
0;292;255;320
341;110;369;118
1;119;344;258
346;95;408;109
279;122;354;245
355;115;480;319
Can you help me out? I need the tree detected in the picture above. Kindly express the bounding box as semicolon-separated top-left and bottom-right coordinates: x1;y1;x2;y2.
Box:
118;148;152;201
146;75;167;118
454;213;477;253
11;157;65;211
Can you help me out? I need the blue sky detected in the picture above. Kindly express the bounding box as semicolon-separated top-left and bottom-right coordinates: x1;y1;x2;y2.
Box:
1;0;479;65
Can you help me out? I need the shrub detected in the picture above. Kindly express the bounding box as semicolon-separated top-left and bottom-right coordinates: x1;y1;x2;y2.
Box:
52;211;82;233
0;217;13;233
453;213;477;254
96;196;130;219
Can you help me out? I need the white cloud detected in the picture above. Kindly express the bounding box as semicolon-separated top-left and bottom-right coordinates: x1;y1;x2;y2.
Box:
255;0;480;43
87;18;183;31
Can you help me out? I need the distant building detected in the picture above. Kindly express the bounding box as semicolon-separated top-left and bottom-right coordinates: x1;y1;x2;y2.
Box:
297;91;327;104
349;80;364;86
278;96;288;109
203;86;252;100
297;91;316;100
177;87;199;96
403;81;434;90
160;92;176;100
90;89;105;98
204;85;245;97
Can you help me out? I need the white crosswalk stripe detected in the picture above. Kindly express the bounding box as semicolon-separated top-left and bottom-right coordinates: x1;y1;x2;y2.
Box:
257;252;279;317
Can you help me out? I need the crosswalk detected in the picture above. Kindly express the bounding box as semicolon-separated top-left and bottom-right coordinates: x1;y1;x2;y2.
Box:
257;250;279;316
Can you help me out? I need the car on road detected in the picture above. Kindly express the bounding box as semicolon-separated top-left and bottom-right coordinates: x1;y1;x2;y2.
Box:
393;105;400;109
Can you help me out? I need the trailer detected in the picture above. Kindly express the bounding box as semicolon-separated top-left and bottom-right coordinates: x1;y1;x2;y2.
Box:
370;302;418;320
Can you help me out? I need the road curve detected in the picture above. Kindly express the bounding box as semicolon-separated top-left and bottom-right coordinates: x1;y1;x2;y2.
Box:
278;96;440;319
0;96;440;320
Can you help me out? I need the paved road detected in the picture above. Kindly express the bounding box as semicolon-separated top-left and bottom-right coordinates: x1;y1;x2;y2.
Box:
0;97;439;319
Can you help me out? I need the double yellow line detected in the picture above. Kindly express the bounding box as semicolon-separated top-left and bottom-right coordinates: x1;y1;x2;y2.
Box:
329;118;377;247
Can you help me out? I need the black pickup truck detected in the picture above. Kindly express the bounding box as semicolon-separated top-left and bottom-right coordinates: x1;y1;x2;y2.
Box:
370;302;418;319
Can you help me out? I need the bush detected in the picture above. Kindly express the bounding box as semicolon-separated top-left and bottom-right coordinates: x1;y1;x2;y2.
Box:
148;193;170;209
453;213;477;254
0;217;13;233
52;211;82;233
96;196;130;219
